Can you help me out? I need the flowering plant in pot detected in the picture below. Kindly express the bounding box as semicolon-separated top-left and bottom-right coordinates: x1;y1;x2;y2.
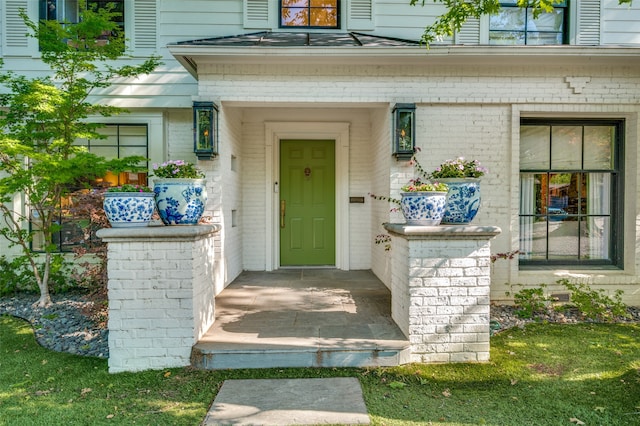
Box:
103;184;155;227
151;160;205;179
151;160;207;225
106;183;153;193
401;179;448;193
428;157;487;179
426;157;488;224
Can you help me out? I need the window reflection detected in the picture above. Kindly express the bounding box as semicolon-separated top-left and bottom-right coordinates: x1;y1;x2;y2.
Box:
281;0;339;28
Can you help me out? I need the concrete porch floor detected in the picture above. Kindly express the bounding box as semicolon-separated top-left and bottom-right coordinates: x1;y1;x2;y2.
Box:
191;269;410;370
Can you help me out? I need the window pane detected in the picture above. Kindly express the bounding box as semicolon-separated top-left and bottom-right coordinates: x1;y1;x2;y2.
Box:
283;0;308;5
549;172;571;212
521;125;550;169
282;8;309;26
119;126;148;146
548;219;579;259
527;10;564;32
586;173;611;215
520;216;548;260
119;146;146;159
311;0;336;6
585;216;610;260
520;173;544;215
525;32;563;45
91;146;118;159
584;126;614;169
310;8;338;27
489;31;525;45
490;8;525;31
551;126;582;170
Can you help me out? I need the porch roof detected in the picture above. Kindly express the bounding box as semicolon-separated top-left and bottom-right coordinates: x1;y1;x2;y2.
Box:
168;31;640;79
172;31;421;48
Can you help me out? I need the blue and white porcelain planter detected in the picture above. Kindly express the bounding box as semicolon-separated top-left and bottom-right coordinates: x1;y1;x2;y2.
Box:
153;178;207;225
400;191;447;226
438;178;481;224
103;192;155;228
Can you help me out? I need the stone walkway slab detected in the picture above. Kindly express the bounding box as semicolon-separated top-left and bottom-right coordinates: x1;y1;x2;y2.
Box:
202;377;370;425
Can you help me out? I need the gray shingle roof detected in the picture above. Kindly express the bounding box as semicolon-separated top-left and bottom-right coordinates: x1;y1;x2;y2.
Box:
172;32;420;48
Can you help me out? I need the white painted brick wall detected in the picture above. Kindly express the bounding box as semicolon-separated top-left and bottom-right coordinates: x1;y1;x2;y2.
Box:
97;226;220;373
5;57;639;306
386;224;499;363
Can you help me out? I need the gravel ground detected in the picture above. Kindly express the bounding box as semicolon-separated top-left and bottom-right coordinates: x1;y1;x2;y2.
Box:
0;293;108;358
1;293;638;359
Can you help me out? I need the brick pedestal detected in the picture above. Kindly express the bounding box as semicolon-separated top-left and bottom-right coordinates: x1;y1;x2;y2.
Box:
97;225;220;373
384;224;501;363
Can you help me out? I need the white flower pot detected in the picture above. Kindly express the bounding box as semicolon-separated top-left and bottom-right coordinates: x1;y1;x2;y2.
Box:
103;192;155;227
153;178;207;225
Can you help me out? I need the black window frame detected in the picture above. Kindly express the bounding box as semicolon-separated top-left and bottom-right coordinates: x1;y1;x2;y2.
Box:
490;1;569;45
279;0;341;29
518;118;624;269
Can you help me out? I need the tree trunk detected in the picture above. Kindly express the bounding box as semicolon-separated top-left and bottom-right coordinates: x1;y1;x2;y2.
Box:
33;252;52;308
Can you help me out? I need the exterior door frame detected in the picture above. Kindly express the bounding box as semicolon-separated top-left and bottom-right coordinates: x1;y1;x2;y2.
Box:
265;122;350;271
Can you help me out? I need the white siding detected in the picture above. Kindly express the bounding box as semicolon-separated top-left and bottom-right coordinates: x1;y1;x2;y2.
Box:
601;0;640;45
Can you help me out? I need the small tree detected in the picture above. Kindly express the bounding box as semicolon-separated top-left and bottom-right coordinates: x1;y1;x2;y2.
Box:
0;6;161;307
412;0;634;45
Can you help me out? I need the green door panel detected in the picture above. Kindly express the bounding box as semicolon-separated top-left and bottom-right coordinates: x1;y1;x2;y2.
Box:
280;140;335;266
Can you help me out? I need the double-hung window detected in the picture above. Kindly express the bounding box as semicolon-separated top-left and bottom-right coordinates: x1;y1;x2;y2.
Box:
31;124;148;252
490;1;567;45
40;0;125;33
280;0;340;28
519;119;624;267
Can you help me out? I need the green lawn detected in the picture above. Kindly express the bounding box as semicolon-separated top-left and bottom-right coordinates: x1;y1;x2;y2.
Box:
1;315;639;425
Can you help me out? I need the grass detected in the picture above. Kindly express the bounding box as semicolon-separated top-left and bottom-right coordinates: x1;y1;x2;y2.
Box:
1;315;639;426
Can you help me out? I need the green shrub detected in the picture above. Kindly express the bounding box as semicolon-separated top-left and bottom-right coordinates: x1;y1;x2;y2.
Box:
0;254;75;296
0;255;34;296
510;284;550;319
558;279;628;322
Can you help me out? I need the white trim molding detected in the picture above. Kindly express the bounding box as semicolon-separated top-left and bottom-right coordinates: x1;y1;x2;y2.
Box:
265;122;350;271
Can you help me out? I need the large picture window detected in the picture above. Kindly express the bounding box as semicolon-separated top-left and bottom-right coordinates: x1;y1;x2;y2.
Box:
490;1;567;45
31;124;148;252
280;0;339;28
519;119;623;267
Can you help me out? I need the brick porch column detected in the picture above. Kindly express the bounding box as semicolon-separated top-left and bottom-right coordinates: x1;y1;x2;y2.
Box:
384;224;501;363
96;225;220;373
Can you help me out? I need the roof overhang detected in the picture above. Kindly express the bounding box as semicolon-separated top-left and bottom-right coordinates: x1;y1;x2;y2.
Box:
167;32;640;79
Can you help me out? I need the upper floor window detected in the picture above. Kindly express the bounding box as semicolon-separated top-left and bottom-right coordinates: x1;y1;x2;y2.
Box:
519;119;623;268
280;0;340;28
40;0;125;32
490;1;567;45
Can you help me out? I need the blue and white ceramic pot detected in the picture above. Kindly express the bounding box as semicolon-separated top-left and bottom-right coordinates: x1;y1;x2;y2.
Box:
153;178;207;225
400;191;448;226
438;178;481;224
103;192;155;228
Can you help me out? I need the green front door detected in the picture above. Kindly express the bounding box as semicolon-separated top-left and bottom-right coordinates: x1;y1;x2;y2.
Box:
280;140;335;266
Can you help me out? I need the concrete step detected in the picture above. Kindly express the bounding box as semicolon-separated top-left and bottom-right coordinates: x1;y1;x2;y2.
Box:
191;331;411;370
